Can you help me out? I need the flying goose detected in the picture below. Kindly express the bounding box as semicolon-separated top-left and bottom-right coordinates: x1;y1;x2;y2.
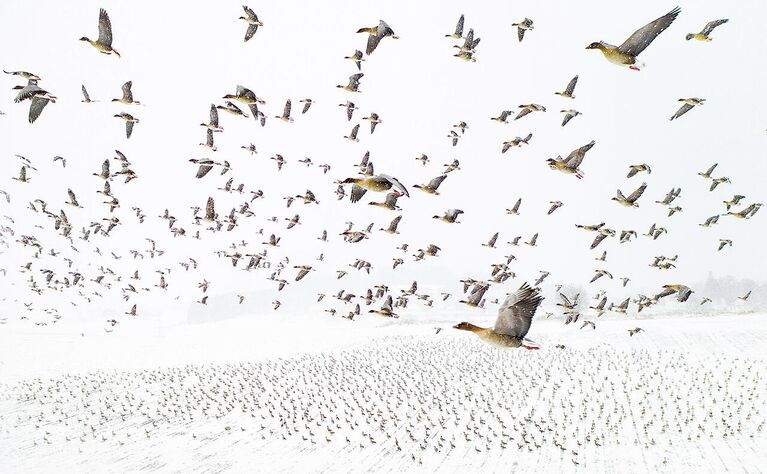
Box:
112;81;140;105
670;98;704;121
275;99;293;122
433;209;464;223
698;163;717;179
547;140;595;179
627;163;651;178
445;14;465;39
501;133;532;153
201;104;223;132
413;175;447;195
81;85;96;103
547;201;563;215
344;50;364;70
560;109;581;127
342;174;409;203
555;75;578;98
586;7;680;70
686;19;728;42
113;112;138;138
357;20;398;55
612;182;647;207
80;9;120;57
337;73;364;92
515;103;546;120
381;215;402;234
240;6;263;42
455;283;543;349
511;18;534;42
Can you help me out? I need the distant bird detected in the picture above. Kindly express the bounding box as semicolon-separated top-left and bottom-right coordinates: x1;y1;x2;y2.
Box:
201;104;224;132
710;177;730;192
299;99;313;114
454;283;543;349
357;20;399;55
344;124;360;142
114;112;139;138
560;109;581;127
723;195;746;211
547;140;595;179
698;163;718;179
294;265;314;281
515;104;546;121
555;76;578;98
483;232;499;248
612;182;647;207
738;290;752;301
670;98;705;121
446;15;465;39
586;7;681;70
381;215;402;234
547;201;563;215
275;99;294;122
655;284;694;302
628;327;644;337
337;73;364;93
344;50;364;70
502;134;532;153
240;6;263;42
686;19;728;42
80;9;120;57
511;18;534;42
627;164;651;178
433;209;464;224
112;81;140;105
717;239;732;251
369;295;397;318
413;175;447;195
362;113;381;133
81;85;96;103
342;174;409;203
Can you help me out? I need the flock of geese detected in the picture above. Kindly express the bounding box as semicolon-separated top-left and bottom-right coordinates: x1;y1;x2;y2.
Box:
0;5;763;349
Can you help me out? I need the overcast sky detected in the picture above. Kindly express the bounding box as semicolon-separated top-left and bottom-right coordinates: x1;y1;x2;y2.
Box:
0;0;764;323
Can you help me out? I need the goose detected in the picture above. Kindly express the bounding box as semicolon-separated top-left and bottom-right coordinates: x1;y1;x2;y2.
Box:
454;283;543;349
413;175;447;195
501;133;532;153
275;99;293;122
240;6;263;42
337;73;364;92
338;101;358;121
686;19;728;42
547;201;564;215
698;163;718;179
357;20;398;55
627;163;651;178
80;9;120;57
81;85;96;103
717;239;732;251
344;50;364;70
547;140;595;179
201;104;224;132
368;191;401;210
294;265;314;281
670;98;704;121
369;295;397;317
381;216;402;234
344;124;360;141
511;18;534;42
586;7;680;70
299;99;313;114
433;209;464;223
506;198;521;215
515;103;546;120
612;182;647;207
217;101;249;118
560;109;581;127
555;75;578;98
342;174;409;203
362;112;382;133
114;112;139;138
445;14;465;39
112;81;140;105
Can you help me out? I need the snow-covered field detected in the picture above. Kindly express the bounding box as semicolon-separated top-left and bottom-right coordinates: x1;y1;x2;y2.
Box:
2;313;766;473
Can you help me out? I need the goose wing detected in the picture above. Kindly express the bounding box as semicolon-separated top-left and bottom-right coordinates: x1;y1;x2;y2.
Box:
618;7;680;57
494;283;543;338
97;8;114;47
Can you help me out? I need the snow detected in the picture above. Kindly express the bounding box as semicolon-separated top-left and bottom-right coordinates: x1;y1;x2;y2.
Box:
1;313;766;473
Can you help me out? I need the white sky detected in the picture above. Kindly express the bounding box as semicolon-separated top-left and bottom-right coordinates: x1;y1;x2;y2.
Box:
0;0;764;323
